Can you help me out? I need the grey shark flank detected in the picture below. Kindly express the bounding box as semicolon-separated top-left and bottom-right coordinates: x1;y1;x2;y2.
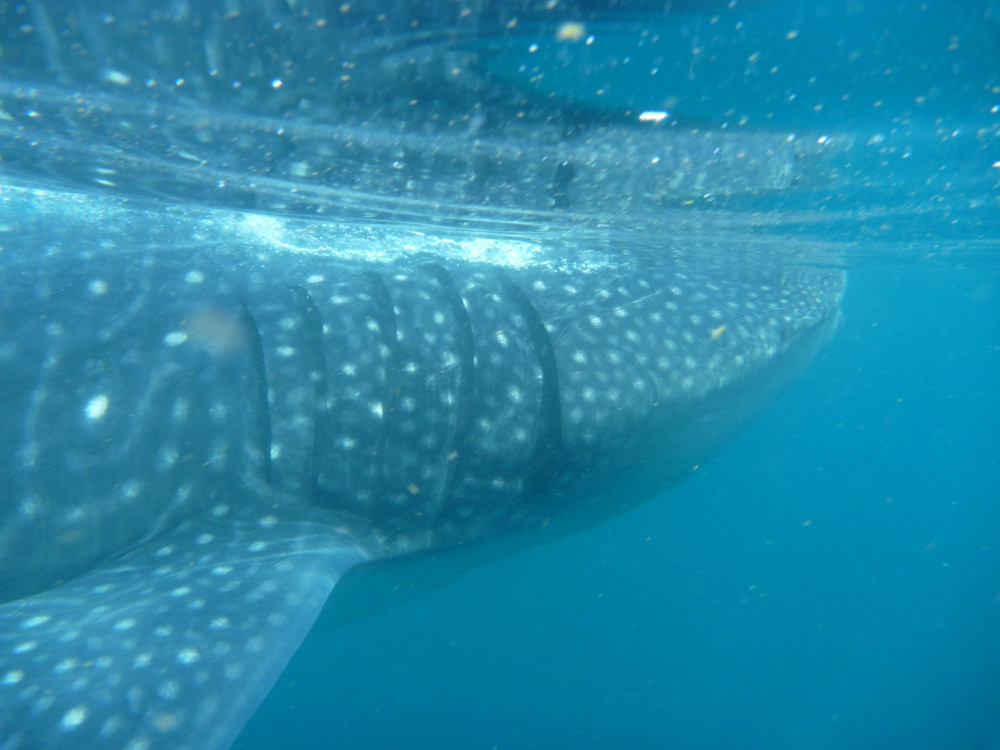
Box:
0;3;845;749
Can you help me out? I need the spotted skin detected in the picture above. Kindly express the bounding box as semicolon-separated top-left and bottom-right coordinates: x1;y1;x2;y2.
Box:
0;189;844;750
0;503;366;750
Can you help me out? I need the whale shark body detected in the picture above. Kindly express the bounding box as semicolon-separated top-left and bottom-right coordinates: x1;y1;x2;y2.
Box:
0;4;845;748
0;189;843;749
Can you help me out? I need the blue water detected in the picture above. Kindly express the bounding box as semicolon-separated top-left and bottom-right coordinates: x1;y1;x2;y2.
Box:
235;246;1000;749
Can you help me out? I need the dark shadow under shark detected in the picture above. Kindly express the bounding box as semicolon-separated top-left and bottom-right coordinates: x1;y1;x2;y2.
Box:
0;2;847;748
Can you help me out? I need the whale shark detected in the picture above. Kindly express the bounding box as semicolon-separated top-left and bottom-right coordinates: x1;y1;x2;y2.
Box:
0;3;846;748
0;186;843;750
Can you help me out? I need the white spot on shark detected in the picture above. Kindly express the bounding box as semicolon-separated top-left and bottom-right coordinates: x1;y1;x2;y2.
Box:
176;648;200;665
59;705;88;730
84;395;109;420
